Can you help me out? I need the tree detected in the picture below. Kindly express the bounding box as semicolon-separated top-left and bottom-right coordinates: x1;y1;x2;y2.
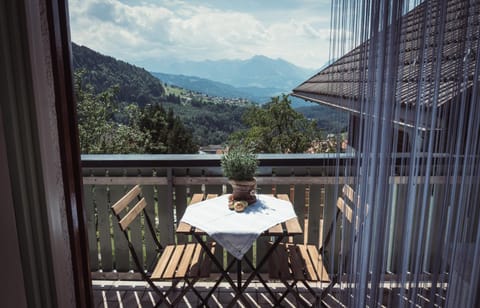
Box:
228;95;322;153
140;104;198;154
75;70;198;154
140;104;168;153
75;70;146;153
166;118;198;154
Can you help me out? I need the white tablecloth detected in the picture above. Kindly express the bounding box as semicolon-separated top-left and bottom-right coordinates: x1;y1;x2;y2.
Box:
180;194;297;259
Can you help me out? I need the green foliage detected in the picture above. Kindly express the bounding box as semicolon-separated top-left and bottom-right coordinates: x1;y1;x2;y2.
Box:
72;43;346;150
72;42;253;147
72;43;165;107
75;71;198;154
228;95;322;153
162;100;249;146
140;104;198;154
296;105;348;133
221;147;258;181
75;70;147;153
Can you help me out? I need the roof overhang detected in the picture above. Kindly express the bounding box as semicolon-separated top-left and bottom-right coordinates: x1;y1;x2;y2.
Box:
291;91;441;131
292;0;478;131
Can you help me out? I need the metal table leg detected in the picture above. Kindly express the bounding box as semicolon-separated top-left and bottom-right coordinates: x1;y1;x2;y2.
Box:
192;233;252;307
227;235;286;306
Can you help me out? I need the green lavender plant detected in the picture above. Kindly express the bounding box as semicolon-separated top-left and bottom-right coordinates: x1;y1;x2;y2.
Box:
221;147;258;181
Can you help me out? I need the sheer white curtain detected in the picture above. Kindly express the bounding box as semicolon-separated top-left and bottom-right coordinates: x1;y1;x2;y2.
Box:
329;0;480;306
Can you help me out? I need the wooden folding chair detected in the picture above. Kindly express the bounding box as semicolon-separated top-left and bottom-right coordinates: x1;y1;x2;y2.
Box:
269;242;330;306
269;185;359;306
111;185;215;307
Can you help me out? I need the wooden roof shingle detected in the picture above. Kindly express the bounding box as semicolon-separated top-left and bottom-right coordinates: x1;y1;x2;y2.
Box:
292;0;479;120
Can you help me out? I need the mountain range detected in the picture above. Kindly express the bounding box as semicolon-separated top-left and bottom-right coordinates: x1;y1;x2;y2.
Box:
154;55;316;89
72;42;347;142
151;71;284;104
71;42;255;146
152;56;317;105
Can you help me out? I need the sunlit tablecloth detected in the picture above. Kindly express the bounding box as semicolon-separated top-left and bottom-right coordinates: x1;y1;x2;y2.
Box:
180;194;297;259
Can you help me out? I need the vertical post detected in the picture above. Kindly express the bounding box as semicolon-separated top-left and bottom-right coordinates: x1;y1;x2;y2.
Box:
166;167;175;244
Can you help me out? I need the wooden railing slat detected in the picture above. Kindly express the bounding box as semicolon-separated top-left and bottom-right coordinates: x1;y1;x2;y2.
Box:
157;185;174;245
307;184;322;247
174;185;189;244
83;184;99;270
142;185;158;270
110;186;131;271
292;184;307;244
95;185;113;271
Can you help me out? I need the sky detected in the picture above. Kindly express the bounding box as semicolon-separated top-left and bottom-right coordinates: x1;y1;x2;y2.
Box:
68;0;332;70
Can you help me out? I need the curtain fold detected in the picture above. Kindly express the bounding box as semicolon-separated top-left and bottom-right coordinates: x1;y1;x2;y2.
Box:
327;0;480;306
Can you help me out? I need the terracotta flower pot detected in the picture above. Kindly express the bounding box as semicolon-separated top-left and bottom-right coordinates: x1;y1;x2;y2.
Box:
229;178;257;205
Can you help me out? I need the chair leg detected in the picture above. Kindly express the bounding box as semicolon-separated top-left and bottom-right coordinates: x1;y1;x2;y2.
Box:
203;274;223;303
319;274;338;303
293;284;312;307
202;259;236;304
276;279;314;307
163;279;179;299
242;256;282;306
186;279;209;307
145;278;173;308
300;280;322;307
276;280;296;304
280;279;314;307
169;277;205;307
175;278;209;307
149;278;194;307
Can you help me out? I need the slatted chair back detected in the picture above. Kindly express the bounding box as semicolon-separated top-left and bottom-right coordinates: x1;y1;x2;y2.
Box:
321;184;361;255
337;184;369;250
268;185;363;306
111;185;162;273
111;185;216;307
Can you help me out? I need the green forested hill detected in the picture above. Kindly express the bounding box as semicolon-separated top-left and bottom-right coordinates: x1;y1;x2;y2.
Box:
296;105;348;133
71;43;346;149
162;100;247;146
72;43;165;106
71;42;251;146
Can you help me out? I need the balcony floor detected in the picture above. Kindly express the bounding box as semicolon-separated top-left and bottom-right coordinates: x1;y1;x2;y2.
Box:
92;278;450;307
92;280;324;307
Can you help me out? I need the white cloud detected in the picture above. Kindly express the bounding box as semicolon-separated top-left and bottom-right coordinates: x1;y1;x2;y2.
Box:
69;0;331;69
170;10;265;47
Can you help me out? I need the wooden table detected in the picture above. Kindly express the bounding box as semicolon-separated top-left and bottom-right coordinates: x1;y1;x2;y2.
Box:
176;193;303;307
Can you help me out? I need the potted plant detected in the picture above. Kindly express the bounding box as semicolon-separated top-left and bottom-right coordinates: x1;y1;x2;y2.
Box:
221;146;258;209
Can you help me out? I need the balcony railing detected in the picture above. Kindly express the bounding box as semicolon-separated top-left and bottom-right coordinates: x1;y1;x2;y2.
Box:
82;154;359;275
81;153;454;279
